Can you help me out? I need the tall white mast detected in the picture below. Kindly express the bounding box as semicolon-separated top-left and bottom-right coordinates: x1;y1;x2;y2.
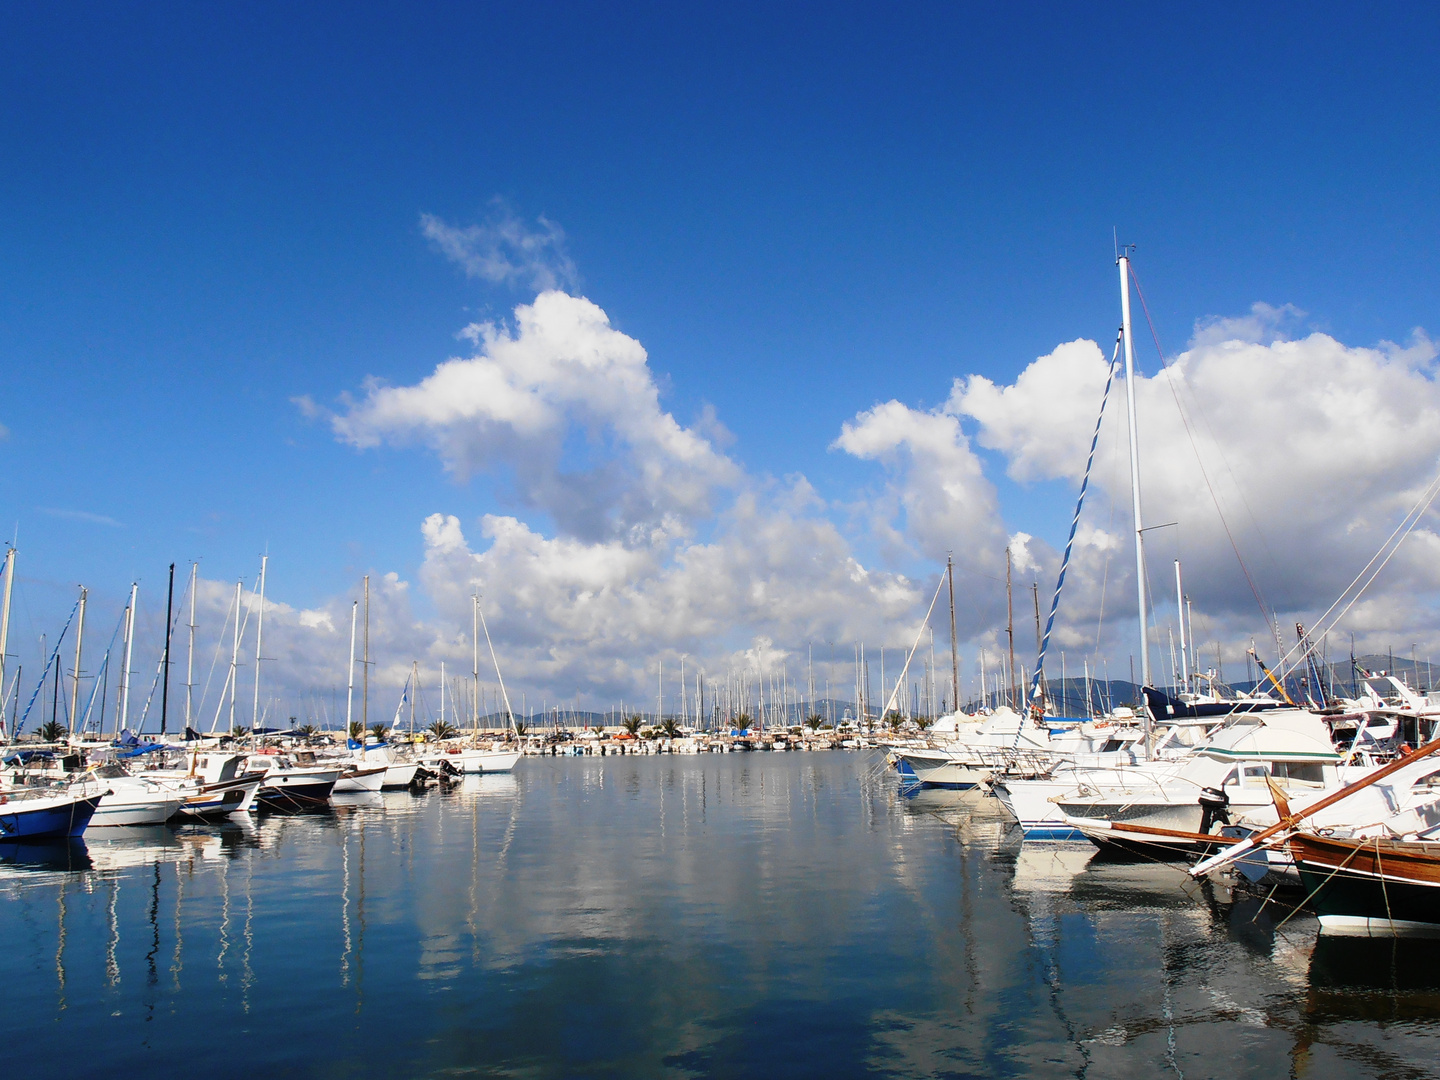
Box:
120;582;138;734
185;562;197;729
1118;253;1151;693
228;579;241;733
252;555;267;730
345;599;358;736
472;595;479;731
1174;560;1189;692
0;547;13;725
69;586;87;739
440;660;446;728
362;575;370;732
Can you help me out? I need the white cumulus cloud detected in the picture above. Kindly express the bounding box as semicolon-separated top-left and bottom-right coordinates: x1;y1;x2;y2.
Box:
333;290;740;540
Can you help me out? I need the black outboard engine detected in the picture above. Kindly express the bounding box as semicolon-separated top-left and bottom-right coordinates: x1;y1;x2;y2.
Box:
1198;786;1230;834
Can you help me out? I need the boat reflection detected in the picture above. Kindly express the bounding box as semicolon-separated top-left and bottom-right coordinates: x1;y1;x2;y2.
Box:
0;838;92;874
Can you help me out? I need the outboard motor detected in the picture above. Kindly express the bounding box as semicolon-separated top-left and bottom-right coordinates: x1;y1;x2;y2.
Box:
1198;786;1230;834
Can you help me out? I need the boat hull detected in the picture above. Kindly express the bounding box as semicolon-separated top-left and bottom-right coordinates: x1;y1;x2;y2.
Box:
175;776;263;819
424;749;521;774
333;767;386;794
90;795;183;827
0;793;101;840
1291;833;1440;934
380;762;419;788
256;774;338;810
894;751;988;790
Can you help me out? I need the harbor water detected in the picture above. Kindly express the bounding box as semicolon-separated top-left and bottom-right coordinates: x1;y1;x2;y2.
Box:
2;752;1437;1078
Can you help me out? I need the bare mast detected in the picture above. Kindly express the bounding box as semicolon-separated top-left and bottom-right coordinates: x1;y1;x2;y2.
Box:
69;586;87;740
345;599;358;736
120;582;138;735
185;562;197;731
161;562;174;736
252;555;267;732
0;547;13;730
1118;253;1151;695
947;553;959;714
1175;560;1189;693
1005;547;1016;710
472;594;479;732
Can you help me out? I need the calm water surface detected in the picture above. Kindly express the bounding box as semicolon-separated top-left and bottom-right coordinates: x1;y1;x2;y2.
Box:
2;752;1438;1078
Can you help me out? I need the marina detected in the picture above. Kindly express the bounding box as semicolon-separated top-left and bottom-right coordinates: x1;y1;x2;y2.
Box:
6;6;1440;1075
3;752;1438;1078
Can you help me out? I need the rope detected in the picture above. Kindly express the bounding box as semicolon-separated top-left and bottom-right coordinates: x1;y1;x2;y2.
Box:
878;571;949;721
1027;333;1121;721
1273;836;1368;930
13;596;80;739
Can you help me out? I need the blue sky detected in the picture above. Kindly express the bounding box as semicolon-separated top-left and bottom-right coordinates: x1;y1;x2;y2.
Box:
3;4;1440;717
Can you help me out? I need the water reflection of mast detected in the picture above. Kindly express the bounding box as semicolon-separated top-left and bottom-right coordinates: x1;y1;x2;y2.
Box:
105;877;121;987
241;849;254;1012
55;881;68;1015
341;824;352;984
171;860;185;990
144;862;160;1023
468;786;480;961
218;854;231;982
356;819;366;1014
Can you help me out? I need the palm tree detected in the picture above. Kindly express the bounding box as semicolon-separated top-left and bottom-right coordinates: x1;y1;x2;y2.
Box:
513;720;529;738
231;725;250;738
369;723;389;742
885;710;903;731
915;715;934;731
733;712;752;732
428;719;458;740
295;723;318;738
38;719;66;743
622;715;643;736
349;721;364;739
805;714;824;732
660;717;680;739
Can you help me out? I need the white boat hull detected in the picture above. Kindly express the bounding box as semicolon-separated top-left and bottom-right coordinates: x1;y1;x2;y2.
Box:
424;749;522;774
380;762;419;788
333;767;386;794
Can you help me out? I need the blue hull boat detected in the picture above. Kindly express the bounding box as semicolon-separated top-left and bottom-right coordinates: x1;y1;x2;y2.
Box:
0;792;102;840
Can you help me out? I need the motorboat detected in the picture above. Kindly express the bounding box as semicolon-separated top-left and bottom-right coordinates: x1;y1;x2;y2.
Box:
893;707;1145;791
0;787;101;840
333;763;387;793
419;744;521;774
1050;710;1345;853
243;753;340;809
354;740;421;788
84;765;185;826
139;752;264;819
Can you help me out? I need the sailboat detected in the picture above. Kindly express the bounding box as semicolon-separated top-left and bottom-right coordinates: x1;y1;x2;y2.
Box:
419;596;520;775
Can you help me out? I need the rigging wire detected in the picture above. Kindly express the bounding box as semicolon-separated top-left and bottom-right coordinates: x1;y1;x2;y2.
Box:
1127;265;1279;644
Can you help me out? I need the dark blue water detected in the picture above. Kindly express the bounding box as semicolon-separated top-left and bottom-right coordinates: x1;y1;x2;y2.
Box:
2;753;1437;1078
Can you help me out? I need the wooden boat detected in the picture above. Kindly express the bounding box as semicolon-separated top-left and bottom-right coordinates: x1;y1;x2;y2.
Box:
1287;831;1440;935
